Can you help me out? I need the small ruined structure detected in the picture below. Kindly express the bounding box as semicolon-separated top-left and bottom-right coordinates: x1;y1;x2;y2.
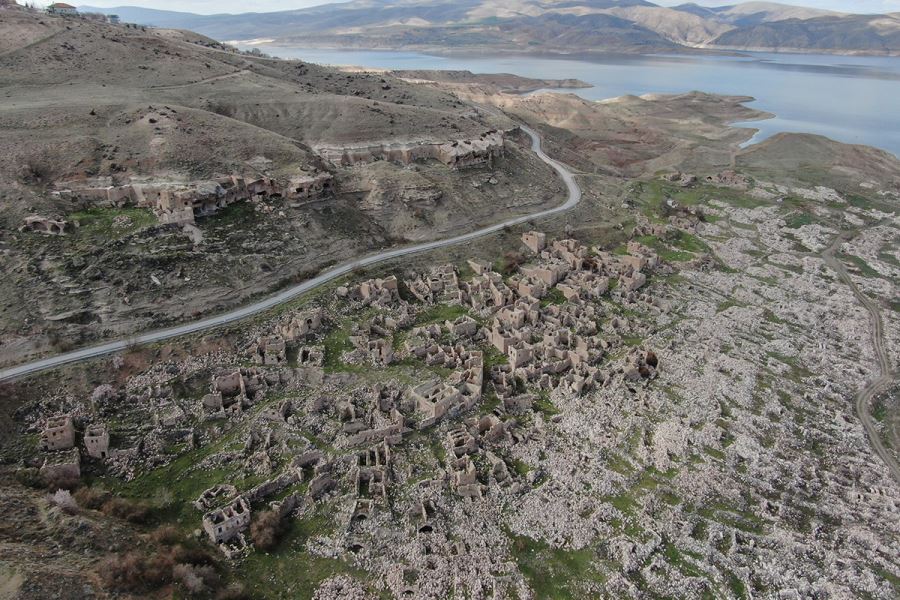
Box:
522;231;547;254
39;415;75;452
408;265;461;304
354;442;391;500
248;335;287;365
201;370;249;416
83;424;110;459
319;130;506;169
46;2;77;15
203;497;251;544
40;448;81;481
355;276;400;305
194;484;238;511
661;171;698;187
280;308;324;342
19;215;67;235
450;455;481;498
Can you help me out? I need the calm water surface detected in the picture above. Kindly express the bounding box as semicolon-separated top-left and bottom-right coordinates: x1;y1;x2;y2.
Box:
246;46;900;157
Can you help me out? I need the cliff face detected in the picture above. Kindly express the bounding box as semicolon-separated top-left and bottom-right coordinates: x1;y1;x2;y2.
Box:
318;131;508;169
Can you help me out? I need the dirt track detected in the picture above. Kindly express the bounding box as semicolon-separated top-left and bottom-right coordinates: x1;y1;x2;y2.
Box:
822;229;900;483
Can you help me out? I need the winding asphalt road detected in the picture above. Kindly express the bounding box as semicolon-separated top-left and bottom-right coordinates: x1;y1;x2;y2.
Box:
822;230;900;483
0;125;581;383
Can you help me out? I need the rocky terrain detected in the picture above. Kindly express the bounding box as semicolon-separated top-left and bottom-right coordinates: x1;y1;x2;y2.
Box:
83;0;900;56
1;158;898;598
1;3;900;600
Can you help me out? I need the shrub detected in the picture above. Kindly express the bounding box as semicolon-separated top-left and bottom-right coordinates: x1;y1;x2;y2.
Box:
99;545;218;593
170;543;215;567
98;550;174;591
74;486;111;510
14;467;43;489
250;509;285;551
150;525;182;546
48;489;79;514
173;563;219;596
100;497;151;523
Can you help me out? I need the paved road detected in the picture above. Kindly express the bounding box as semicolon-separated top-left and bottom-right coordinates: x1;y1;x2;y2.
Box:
822;230;900;484
0;125;581;383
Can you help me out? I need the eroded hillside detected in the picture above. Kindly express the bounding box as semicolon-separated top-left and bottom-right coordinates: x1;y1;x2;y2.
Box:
0;9;565;367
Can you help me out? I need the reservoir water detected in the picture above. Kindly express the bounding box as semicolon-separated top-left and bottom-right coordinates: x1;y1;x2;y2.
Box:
243;46;900;157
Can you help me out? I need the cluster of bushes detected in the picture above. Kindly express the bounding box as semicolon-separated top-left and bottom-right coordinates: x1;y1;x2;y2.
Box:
99;527;247;598
72;486;152;523
29;476;154;524
16;467;82;493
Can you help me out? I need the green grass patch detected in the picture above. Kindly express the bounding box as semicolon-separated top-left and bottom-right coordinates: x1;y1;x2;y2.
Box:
842;254;880;278
540;287;567;307
321;322;364;373
414;303;469;326
533;392;559;417
871;398;887;422
717;298;745;313
605;453;636;476
507;533;605;599
480;389;502;415
762;309;786;324
766;351;812;382
703;446;726;461
697;502;767;535
661;541;706;578
783;212;814;229
237;509;370;599
482;345;508;370
872;566;900;595
510;458;532;477
70;207;157;238
727;571;748;599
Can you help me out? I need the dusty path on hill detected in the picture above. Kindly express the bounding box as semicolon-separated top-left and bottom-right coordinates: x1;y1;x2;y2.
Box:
148;68;251;90
0;124;581;382
822;229;900;484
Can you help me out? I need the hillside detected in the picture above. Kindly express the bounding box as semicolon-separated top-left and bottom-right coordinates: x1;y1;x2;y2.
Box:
710;13;900;53
80;0;900;55
0;8;567;366
672;1;842;25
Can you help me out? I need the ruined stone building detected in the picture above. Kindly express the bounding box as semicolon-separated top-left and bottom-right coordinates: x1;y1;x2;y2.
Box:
203;497;251;544
83;424;110;459
39;448;80;481
522;230;547;254
248;336;287;366
39;415;75;452
280;308;325;342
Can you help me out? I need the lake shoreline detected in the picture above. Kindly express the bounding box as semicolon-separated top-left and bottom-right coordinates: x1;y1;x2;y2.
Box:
243;45;900;158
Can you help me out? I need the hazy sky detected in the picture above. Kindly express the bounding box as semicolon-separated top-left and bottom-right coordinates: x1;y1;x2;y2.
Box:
57;0;900;15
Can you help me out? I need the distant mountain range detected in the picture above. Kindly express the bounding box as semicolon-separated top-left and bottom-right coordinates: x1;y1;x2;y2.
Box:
79;1;900;55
